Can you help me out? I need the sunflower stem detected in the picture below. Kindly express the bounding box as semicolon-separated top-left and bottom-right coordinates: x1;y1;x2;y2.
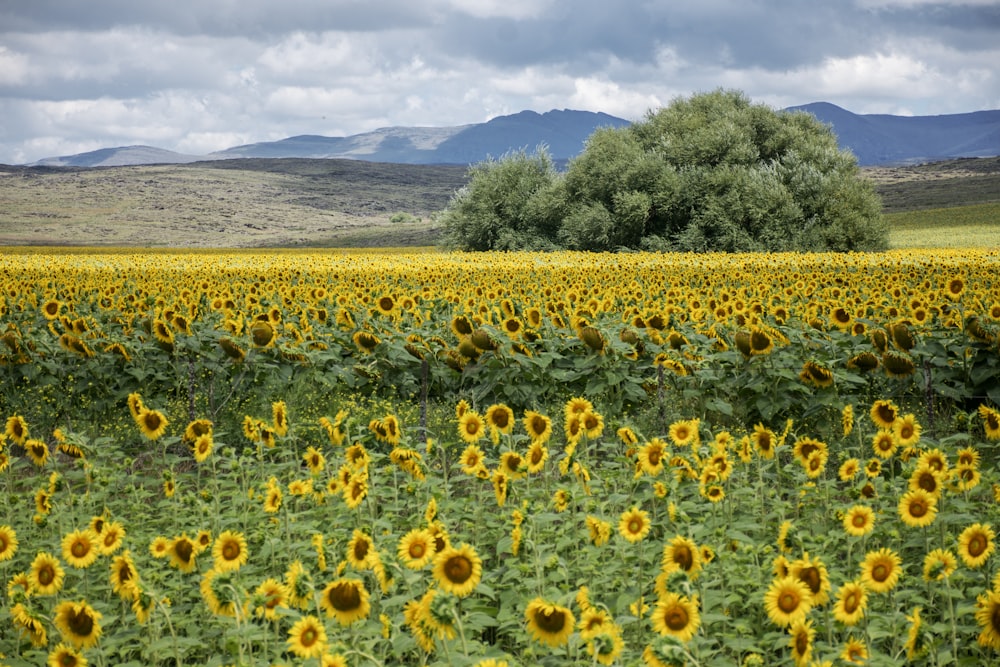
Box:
944;574;960;662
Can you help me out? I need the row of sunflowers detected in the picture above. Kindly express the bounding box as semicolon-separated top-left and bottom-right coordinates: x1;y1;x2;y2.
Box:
0;247;999;666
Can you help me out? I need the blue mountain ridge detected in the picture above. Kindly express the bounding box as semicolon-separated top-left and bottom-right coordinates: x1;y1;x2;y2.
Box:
27;104;1000;168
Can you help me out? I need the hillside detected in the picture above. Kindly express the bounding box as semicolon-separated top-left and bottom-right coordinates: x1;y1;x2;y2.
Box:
0;159;469;247
1;156;997;248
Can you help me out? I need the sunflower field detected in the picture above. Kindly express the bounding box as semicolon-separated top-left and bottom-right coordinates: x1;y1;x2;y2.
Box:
1;247;1000;667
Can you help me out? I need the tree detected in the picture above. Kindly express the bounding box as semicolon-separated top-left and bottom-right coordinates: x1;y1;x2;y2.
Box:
440;89;888;252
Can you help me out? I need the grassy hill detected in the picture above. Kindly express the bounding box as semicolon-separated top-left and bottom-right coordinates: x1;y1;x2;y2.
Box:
864;156;1000;248
1;156;997;248
0;159;469;247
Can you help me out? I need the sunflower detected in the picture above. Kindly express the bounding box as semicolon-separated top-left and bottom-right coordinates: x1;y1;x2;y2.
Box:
661;535;702;580
869;399;898;429
957;445;981;468
99;521;125;555
976;589;1000;650
893;413;921;447
397;528;435;570
860;548;902;593
923;548;958;581
578;607;613;640
6;414;29;444
842;404;854;436
263;485;283;513
136;408;169;440
525;597;575;647
864;458;882;478
212;530;248;572
201;567;242;617
789;617;815;667
848;350;880;372
12;602;47;647
668;419;699;447
917;448;950;475
586;515;612;546
458;411;486;444
47;643;86;667
524;410;553;444
254;577;289;620
320;578;370;626
959;523;996;568
193;434;214;463
343;474;368;509
909;464;943;498
54;599;103;649
168;535;198;573
953;463;981;491
980;405;1000;441
30;551;66;595
618;507;652;543
789;552;831;606
582;409;604;439
841;636;869;664
838;458;860;482
459;444;487;476
883;351;916;378
109;550;139;599
748;326;774;355
433;543;483;598
651;592;701;642
21;438;51;468
492;469;509;507
752;424;776;459
0;524;18;562
149;535;170;559
832;579;868;626
346;529;374;570
287;614;328;658
799;361;834;388
525;441;549;474
871;430;898;459
637;439;668;476
36;487;53;515
486;403;515;435
902;606;924;660
62;529;100;569
898;488;938;528
843;505;875;537
763;575;812;627
499;451;526;480
322;654;350;667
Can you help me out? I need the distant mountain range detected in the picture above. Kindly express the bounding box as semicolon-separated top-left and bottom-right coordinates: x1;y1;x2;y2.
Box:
27;104;1000;168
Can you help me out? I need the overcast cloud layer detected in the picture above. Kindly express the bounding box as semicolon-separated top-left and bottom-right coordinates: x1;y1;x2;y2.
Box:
1;0;998;164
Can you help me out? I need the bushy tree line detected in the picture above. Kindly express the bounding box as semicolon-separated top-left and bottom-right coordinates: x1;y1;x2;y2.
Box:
440;90;888;252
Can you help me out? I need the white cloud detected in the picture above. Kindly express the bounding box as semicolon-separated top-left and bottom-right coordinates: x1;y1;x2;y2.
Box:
568;78;662;120
855;0;998;7
446;0;554;20
0;47;30;85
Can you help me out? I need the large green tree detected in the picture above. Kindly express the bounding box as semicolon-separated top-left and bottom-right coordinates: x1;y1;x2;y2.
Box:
440;89;888;252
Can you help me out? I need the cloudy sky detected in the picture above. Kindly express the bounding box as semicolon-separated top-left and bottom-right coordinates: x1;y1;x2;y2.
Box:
1;0;998;164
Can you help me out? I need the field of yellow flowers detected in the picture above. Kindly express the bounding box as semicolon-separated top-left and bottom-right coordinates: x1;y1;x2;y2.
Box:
1;247;1000;667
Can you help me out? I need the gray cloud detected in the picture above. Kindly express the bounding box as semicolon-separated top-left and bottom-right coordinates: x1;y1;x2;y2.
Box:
1;0;998;164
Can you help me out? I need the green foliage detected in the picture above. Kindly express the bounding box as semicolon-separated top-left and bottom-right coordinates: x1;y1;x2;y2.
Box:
439;149;563;251
441;89;889;253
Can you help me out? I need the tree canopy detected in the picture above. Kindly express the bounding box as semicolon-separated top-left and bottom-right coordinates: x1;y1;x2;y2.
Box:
440;89;888;253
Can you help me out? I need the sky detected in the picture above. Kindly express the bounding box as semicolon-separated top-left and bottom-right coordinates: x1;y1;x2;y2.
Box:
1;0;998;164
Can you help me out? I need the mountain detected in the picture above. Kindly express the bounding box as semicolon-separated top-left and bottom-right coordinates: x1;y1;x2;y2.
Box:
32;109;631;168
27;105;999;168
33;145;203;167
788;102;1000;166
